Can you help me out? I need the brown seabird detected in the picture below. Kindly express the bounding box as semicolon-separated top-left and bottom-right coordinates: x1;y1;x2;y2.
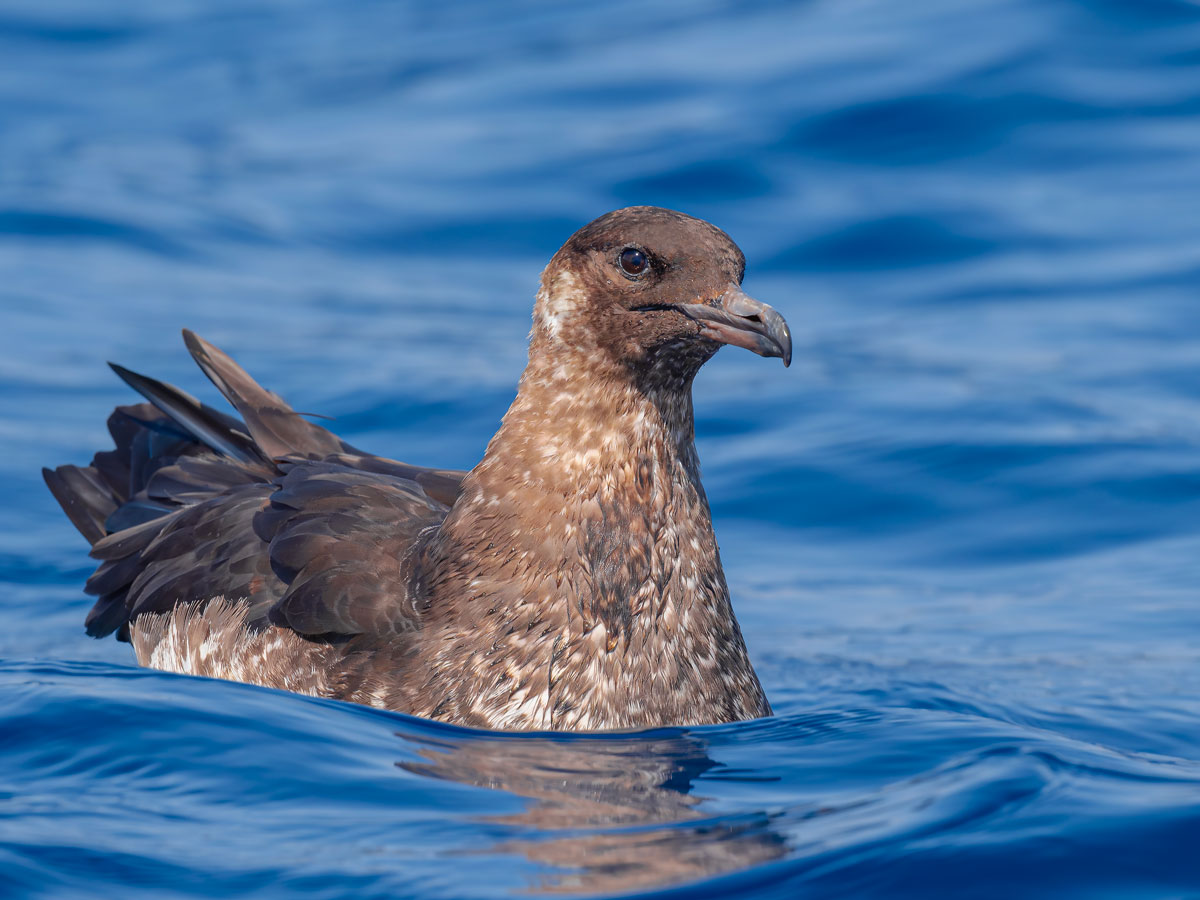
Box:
44;206;792;731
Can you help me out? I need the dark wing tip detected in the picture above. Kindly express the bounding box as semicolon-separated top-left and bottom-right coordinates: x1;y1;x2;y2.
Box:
180;329;349;460
108;362;149;393
105;356;261;464
43;464;112;545
182;329;221;367
181;328;204;355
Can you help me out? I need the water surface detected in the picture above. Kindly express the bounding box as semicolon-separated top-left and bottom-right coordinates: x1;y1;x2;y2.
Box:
4;0;1200;896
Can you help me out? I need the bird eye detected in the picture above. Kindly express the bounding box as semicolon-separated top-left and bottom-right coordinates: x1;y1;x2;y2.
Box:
618;247;648;277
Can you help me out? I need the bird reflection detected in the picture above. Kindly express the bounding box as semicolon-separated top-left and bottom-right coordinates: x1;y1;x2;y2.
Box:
398;729;787;895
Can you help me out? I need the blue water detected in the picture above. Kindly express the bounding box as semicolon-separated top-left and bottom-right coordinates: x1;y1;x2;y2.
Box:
4;0;1200;896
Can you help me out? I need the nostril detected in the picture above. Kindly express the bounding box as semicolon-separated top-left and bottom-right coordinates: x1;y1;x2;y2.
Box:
742;314;763;325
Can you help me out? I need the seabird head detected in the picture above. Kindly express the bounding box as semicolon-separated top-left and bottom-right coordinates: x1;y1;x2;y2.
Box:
533;206;792;374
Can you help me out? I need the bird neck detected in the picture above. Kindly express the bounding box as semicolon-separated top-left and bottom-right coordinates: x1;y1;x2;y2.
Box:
493;344;703;484
433;344;711;590
416;346;765;729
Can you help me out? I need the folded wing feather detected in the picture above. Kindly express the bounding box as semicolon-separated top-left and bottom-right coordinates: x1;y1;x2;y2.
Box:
43;331;465;651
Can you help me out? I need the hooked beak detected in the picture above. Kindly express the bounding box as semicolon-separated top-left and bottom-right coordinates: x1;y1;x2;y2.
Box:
677;285;792;366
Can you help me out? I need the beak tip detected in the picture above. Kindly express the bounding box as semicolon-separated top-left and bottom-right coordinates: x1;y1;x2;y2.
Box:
692;286;794;368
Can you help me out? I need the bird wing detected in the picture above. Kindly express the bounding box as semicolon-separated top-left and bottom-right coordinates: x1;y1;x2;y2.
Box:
255;455;448;639
44;331;465;645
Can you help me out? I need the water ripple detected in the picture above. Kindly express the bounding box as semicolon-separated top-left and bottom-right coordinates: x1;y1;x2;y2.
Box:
4;0;1200;897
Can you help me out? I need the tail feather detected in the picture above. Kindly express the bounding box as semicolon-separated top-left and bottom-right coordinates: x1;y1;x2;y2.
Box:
108;363;261;463
123;411;194;494
97;403;175;496
182;329;348;460
85;549;150;599
103;499;176;533
42;465;117;545
84;590;129;639
89;409;142;498
45;330;372;643
89;505;179;561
